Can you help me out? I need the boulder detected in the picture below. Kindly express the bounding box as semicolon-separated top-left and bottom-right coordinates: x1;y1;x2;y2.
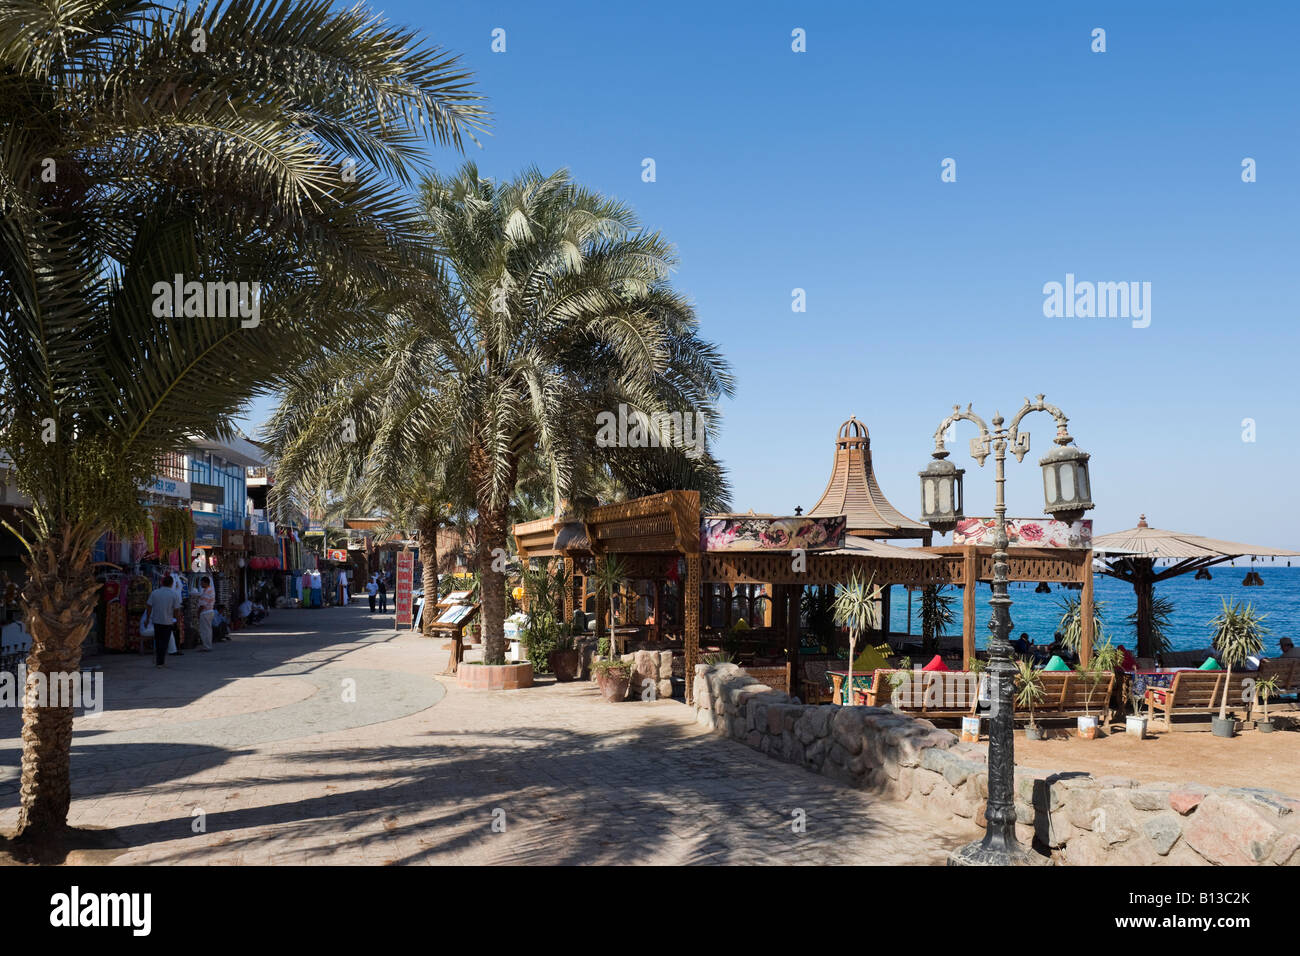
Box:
1182;793;1283;865
1169;786;1209;816
1143;813;1182;856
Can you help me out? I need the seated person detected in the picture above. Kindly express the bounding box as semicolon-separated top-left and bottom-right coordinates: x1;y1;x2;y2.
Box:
1010;633;1032;655
1280;638;1300;659
1116;644;1137;671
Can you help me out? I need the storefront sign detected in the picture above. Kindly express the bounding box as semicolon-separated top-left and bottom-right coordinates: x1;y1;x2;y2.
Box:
952;517;1093;549
222;529;248;550
190;482;225;506
327;549;347;562
700;515;846;552
192;511;224;546
143;476;191;500
395;551;415;629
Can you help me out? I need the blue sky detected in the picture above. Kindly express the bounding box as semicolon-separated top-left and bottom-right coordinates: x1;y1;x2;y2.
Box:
246;1;1300;547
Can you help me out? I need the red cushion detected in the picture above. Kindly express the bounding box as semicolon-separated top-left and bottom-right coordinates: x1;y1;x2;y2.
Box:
921;654;949;672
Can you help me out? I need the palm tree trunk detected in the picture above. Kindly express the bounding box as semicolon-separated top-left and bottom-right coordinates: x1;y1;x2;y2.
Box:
1220;662;1232;720
477;503;509;665
419;515;440;638
14;523;101;843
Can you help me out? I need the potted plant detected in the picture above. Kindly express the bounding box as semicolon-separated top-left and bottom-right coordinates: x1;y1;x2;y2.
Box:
1124;676;1148;738
1014;657;1046;740
1209;598;1270;738
831;571;881;705
590;555;628;658
1254;675;1279;733
548;628;581;682
591;657;632;702
1074;639;1121;739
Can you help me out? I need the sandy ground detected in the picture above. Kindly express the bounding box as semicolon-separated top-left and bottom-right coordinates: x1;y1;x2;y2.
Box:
994;714;1300;794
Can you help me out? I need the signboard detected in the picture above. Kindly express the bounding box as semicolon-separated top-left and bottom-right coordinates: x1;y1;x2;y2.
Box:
952;517;1093;549
192;511;224;547
395;551;415;629
143;476;191;500
326;549;347;562
222;529;248;550
701;515;846;552
443;590;472;604
436;604;475;625
191;482;225;506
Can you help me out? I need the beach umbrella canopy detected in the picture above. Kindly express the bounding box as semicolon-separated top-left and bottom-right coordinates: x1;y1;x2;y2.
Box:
1094;515;1300;657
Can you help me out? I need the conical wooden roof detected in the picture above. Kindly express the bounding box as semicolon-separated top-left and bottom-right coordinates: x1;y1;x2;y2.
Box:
806;417;930;540
1093;514;1300;560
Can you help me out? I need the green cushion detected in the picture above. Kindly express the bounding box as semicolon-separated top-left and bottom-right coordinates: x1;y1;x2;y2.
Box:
850;643;891;674
1198;657;1221;670
1044;655;1072;672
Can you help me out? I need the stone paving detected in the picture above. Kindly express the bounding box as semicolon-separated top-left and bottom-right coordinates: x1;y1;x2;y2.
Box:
0;606;966;864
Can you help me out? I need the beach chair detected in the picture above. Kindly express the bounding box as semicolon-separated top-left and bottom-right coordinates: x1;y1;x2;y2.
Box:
860;668;981;718
1256;659;1299;699
799;659;835;704
1031;672;1116;724
1144;670;1257;731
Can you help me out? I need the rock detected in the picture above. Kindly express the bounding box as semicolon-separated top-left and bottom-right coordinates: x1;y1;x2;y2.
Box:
657;679;673;700
745;731;761;749
1220;787;1297;818
916;769;941;796
1143;813;1182;856
767;704;786;735
1270;832;1300;866
1182;794;1282;865
1169;787;1209;816
1129;787;1174;811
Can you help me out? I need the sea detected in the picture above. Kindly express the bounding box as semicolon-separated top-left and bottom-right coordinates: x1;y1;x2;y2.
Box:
887;562;1300;655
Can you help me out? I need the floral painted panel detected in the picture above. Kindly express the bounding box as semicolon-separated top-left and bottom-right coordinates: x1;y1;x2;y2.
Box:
700;516;846;552
952;517;1092;549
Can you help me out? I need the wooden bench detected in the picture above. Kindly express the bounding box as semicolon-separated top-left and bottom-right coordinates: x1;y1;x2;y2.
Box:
1032;671;1117;724
742;663;791;695
858;669;982;718
1145;670;1257;731
1256;658;1300;698
798;659;837;704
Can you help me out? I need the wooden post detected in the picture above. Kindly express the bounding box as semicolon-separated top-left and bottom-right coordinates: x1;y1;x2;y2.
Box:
879;583;892;640
685;553;701;704
1080;550;1095;666
562;556;575;623
787;584;802;696
653;578;663;642
963;546;978;665
594;556;608;650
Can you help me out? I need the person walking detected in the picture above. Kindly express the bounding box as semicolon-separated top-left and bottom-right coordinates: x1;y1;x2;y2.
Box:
197;575;216;651
145;574;182;668
366;574;378;613
377;574;388;614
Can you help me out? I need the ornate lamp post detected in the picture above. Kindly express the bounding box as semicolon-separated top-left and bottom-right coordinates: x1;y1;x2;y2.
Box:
919;395;1094;866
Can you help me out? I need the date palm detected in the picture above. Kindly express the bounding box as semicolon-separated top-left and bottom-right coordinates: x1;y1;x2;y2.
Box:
832;572;881;705
0;0;484;845
266;163;732;668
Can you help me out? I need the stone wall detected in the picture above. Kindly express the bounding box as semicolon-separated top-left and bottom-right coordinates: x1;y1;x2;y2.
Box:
693;663;1300;866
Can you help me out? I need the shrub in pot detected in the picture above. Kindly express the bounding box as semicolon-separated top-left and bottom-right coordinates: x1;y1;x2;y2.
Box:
548;630;581;682
1210;598;1269;739
1014;657;1046;741
591;657;632;702
1254;675;1279;733
1123;676;1148;738
1077;639;1121;739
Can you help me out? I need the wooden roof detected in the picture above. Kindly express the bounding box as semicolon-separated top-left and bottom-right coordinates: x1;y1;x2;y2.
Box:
513;490;701;559
806;417;930;539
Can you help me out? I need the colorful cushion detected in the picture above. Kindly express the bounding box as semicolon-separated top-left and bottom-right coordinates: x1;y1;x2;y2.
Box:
1198;657;1221;670
850;643;891;674
1044;655;1072;671
921;654;949;672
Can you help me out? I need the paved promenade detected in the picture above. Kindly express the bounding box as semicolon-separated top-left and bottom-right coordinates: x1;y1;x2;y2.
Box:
0;606;962;864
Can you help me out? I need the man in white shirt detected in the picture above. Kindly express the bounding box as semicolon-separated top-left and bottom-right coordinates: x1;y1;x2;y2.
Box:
145;575;182;668
197;575;216;651
366;575;378;613
338;568;349;605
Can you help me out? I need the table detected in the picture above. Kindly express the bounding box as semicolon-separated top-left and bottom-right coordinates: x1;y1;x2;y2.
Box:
827;669;874;705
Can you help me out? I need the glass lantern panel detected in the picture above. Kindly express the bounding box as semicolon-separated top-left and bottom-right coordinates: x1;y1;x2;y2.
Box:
1043;466;1058;505
938;478;952;513
923;479;936;515
1060;463;1075;501
1077;465;1090;500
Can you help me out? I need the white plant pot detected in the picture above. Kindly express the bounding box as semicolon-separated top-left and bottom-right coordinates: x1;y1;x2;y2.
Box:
1125;715;1147;738
1077;715;1099;739
960;716;981;742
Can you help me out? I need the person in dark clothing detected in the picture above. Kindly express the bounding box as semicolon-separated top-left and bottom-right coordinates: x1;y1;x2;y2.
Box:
377;575;388;613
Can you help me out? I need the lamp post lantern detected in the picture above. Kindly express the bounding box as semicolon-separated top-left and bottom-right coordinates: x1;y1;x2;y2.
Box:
921;395;1094;866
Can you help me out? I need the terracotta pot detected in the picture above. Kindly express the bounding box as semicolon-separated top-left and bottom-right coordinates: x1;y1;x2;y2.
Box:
549;648;581;682
596;670;630;702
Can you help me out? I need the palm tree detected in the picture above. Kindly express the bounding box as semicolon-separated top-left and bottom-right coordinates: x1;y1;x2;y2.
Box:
919;584;956;657
1056;594;1106;655
590;554;629;656
832;572;880;705
0;0;485;844
266;164;733;668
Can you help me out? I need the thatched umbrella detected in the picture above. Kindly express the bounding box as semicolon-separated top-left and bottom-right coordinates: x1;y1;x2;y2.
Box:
1094;515;1300;658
